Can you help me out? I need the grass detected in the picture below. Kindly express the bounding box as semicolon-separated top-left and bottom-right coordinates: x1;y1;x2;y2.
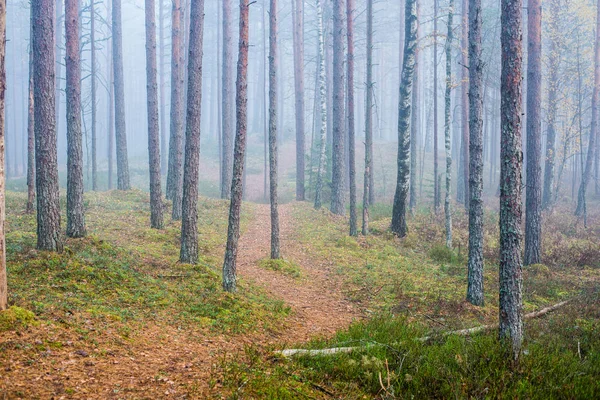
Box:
3;190;289;335
258;258;302;278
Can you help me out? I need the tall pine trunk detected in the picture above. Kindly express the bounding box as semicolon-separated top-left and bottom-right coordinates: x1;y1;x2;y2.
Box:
65;0;86;238
347;0;357;236
107;1;114;191
112;0;131;190
269;0;280;259
362;0;374;235
499;0;524;360
524;0;542;265
466;0;484;305
90;0;97;190
159;0;167;176
223;0;250;292
179;0;205;263
167;0;184;219
444;0;453;249
33;0;63;252
330;0;346;215
26;19;35;213
221;0;234;199
433;0;440;212
292;0;305;200
314;0;327;210
391;0;417;237
0;0;6;311
575;3;600;218
145;0;164;229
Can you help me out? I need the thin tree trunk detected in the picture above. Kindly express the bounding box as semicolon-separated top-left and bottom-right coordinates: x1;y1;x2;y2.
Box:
65;0;85;238
458;0;469;208
575;3;600;217
269;0;280;259
362;0;373;235
221;0;233;199
409;2;420;213
292;0;305;201
167;0;184;219
179;0;205;263
499;0;524;360
90;0;97;190
466;0;483;305
112;0;130;190
145;0;164;229
107;0;114;191
159;0;167;176
222;0;250;292
314;0;327;210
55;0;62;154
33;0;63;252
263;3;268;202
27;18;35;213
524;0;542;265
433;0;440;212
330;0;345;216
347;0;357;236
391;0;417;237
444;0;453;249
0;0;6;311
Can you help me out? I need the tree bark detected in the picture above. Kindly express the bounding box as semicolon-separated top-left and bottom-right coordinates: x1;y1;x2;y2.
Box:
27;18;35;213
269;0;280;259
221;0;233;200
391;0;417;237
362;0;374;235
112;0;131;190
433;0;440;212
167;0;184;220
145;0;165;229
222;0;250;292
575;2;600;217
444;0;453;249
466;0;484;305
330;0;345;216
347;0;357;236
107;0;114;191
409;2;420;213
0;0;6;311
458;0;469;208
33;0;63;252
179;0;205;264
292;0;305;201
524;0;542;265
159;0;167;176
314;0;327;210
65;0;86;238
90;0;97;190
500;0;524;360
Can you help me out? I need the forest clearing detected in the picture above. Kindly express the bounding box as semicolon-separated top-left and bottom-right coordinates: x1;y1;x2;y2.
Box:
0;0;600;398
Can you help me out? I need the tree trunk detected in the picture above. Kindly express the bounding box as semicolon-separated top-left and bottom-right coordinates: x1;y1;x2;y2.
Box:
575;3;600;217
263;4;268;202
314;0;327;210
433;0;440;212
65;0;86;238
458;0;469;208
330;0;345;216
499;0;524;360
27;18;35;213
33;0;63;252
409;2;420;213
167;0;184;220
90;0;97;190
107;0;114;191
292;0;305;201
347;0;357;236
112;0;130;190
466;0;484;305
391;0;417;237
221;0;233;200
55;0;62;156
362;0;374;235
223;0;250;292
444;0;453;249
179;0;205;264
269;0;280;259
159;0;167;176
145;0;165;229
0;0;6;311
524;0;542;265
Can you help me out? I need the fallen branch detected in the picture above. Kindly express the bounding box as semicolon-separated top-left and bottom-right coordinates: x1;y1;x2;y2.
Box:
276;300;571;357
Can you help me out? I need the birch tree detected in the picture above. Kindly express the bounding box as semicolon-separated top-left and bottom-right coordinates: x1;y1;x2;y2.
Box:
314;0;327;210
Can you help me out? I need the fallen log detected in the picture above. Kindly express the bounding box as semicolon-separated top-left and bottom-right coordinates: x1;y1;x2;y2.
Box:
276;300;571;357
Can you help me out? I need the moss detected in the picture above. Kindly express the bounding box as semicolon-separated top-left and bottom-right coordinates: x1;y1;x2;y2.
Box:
259;258;302;278
0;306;38;331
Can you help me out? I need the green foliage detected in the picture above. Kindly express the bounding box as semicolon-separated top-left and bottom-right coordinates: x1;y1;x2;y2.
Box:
429;244;466;265
259;258;302;278
0;306;37;332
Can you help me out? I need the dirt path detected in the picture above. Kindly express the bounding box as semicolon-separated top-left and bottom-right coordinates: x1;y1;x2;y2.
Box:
237;203;361;344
